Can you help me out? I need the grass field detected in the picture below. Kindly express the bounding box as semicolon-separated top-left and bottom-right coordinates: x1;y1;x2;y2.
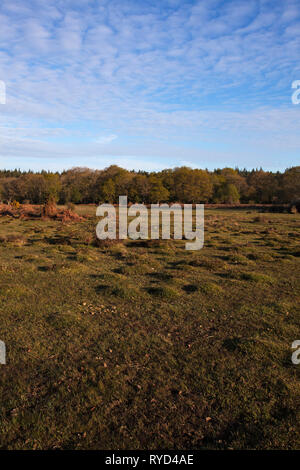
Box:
0;207;299;449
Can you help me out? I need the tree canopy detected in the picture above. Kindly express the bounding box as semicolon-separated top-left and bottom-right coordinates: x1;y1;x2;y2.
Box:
0;165;299;205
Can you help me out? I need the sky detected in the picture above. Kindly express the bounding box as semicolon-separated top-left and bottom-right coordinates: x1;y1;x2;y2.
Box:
0;0;300;172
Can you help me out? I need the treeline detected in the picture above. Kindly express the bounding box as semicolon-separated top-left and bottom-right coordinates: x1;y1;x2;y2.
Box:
0;165;299;205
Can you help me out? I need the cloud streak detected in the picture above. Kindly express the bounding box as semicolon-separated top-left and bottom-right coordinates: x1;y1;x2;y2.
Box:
0;0;299;171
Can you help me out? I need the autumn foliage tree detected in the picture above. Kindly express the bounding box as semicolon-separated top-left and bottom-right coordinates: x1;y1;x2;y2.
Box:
0;165;299;206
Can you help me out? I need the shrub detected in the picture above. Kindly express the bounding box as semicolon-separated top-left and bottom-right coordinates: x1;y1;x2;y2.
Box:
289;204;299;214
11;200;20;209
67;202;76;212
42;199;58;218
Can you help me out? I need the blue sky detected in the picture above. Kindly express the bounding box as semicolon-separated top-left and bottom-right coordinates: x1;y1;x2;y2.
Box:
0;0;300;172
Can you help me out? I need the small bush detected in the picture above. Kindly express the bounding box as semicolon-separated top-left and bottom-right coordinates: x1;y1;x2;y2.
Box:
67;202;76;212
42;200;58;218
11;200;20;209
289;200;300;213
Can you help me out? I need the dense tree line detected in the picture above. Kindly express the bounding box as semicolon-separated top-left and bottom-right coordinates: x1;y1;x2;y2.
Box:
0;165;299;205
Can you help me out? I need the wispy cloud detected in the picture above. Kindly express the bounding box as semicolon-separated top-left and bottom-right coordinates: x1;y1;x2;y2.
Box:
94;134;118;144
0;0;299;171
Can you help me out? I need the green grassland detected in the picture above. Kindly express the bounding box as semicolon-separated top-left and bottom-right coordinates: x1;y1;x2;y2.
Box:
0;207;299;449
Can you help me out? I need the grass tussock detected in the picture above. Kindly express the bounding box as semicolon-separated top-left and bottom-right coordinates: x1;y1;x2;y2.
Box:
0;233;27;246
199;281;224;295
147;285;179;299
240;272;275;284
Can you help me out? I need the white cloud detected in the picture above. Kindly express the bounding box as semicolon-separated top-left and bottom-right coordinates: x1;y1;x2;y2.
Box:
94;134;118;144
0;0;299;170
